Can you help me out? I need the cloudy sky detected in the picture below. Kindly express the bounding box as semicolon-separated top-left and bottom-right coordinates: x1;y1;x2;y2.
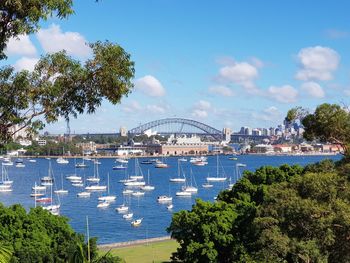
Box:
2;1;350;134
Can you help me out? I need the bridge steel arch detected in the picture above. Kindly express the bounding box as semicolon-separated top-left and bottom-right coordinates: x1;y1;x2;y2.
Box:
128;118;222;139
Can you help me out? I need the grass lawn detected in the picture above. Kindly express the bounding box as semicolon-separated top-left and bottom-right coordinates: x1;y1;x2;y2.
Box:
100;239;179;263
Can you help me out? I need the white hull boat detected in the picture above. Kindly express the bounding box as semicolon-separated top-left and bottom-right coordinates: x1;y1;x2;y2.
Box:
77;191;91;197
131;218;143;227
176;191;192;196
123;213;133;220
157;195;173;203
85;185;107;191
97;201;110;208
116;205;129;213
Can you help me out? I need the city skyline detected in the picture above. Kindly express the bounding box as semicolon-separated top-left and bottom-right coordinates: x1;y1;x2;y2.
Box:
1;1;350;133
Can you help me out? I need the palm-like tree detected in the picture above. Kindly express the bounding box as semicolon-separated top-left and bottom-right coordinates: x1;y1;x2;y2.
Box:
0;243;13;263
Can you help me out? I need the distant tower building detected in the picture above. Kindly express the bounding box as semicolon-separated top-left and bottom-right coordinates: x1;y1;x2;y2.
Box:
252;129;261;136
262;128;268;136
222;128;232;142
269;127;275;136
244;127;251;135
120;126;128;137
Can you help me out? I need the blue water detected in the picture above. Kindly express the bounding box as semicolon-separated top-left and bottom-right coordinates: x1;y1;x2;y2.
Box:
0;154;341;244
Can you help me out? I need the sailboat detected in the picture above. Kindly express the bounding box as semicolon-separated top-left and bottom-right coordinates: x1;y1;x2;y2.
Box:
123;212;133;220
98;173;116;201
43;170;60;215
116;203;129;213
86;162;103;186
202;178;214;188
228;163;246;189
54;174;68;194
157;195;173;203
206;154;227;182
75;154;88;168
85;165;107;191
140;170;155;191
131;218;143;227
41;161;54;186
170;160;186;183
57;148;69;164
154;157;169;168
182;169;198;193
116;158;128;164
124;160;146;187
31;182;45;197
0;164;12;192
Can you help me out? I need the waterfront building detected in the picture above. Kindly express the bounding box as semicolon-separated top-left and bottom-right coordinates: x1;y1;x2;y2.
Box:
36;139;47;146
115;145;144;156
159;135;209;155
273;144;293;153
76;141;96;153
253;144;274;154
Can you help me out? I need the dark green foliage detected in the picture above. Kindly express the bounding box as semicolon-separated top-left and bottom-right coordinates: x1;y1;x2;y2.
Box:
168;200;238;263
0;204;123;262
0;0;74;60
0;41;134;146
169;161;350;262
287;103;350;157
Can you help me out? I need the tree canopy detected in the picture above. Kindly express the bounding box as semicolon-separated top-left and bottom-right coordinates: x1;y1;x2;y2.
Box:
0;204;122;262
0;0;74;60
0;41;135;146
286;103;350;156
168;160;350;262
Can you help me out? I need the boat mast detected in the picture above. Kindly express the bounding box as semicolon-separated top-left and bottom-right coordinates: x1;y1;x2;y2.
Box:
216;153;219;178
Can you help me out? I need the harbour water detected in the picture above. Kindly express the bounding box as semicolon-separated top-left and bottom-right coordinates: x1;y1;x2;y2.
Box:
0;154;341;244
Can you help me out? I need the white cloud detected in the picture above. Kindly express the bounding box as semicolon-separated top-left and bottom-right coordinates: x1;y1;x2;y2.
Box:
219;62;258;85
195;100;211;110
252;106;282;122
301;82;325;98
267;85;298;103
295;46;340;81
146;104;167;114
191;100;212;118
208;85;234;97
6;35;37;56
325;29;349;39
14;57;39;71
122;101;142;113
344;89;350;97
249;57;264;68
134;75;166;97
37;24;91;58
192;109;208;118
263;106;279;115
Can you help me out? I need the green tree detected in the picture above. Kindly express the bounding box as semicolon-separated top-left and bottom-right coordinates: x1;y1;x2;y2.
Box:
287;103;350;156
0;41;134;146
0;0;74;60
0;243;13;263
0;204;123;262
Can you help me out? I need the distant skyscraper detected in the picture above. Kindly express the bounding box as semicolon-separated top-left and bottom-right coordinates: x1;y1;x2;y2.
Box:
244;127;251;135
222;128;232;142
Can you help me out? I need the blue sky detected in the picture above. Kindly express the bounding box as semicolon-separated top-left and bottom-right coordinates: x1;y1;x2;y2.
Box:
3;0;350;134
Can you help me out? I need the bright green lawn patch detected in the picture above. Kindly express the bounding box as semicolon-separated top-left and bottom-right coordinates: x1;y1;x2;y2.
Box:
101;239;178;263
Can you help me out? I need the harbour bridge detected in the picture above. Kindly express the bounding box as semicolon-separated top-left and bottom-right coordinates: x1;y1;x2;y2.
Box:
128;118;223;140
